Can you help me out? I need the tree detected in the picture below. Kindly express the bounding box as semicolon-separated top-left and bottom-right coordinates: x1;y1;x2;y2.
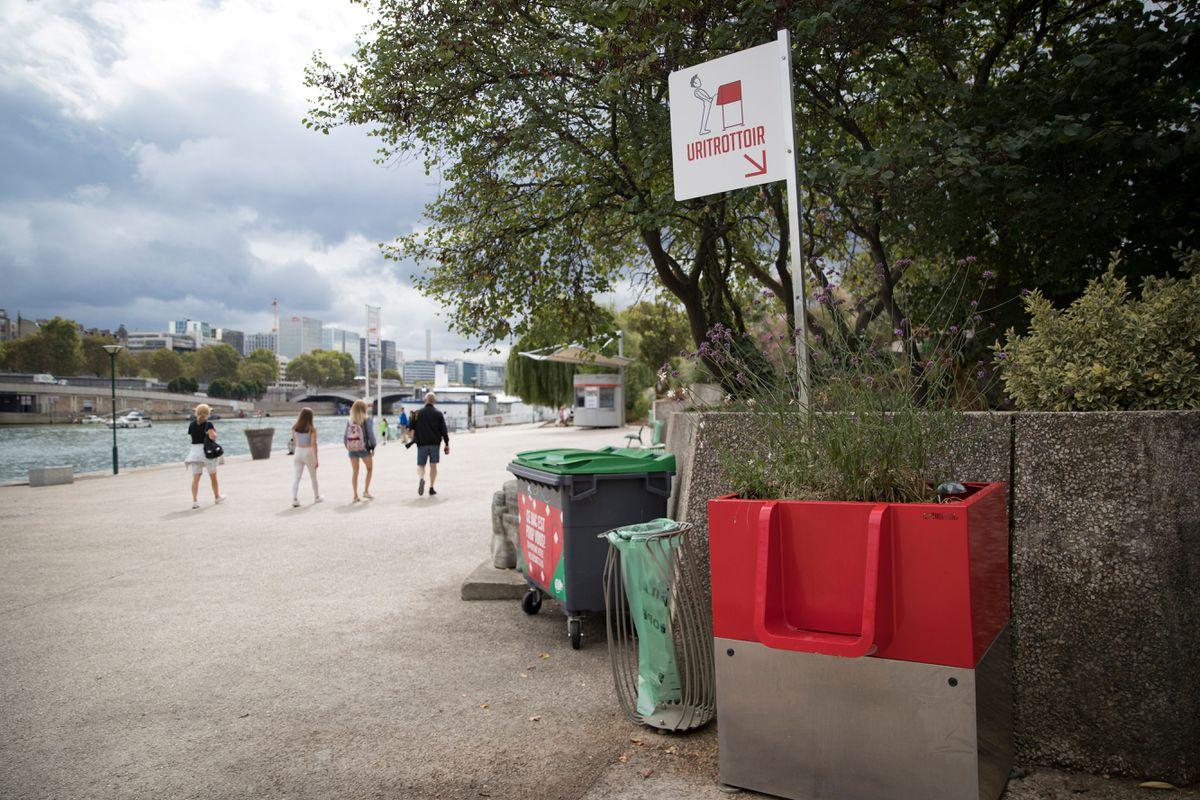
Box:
504;308;616;407
207;378;235;399
143;349;184;381
285;353;323;386
309;1;1199;389
285;350;356;387
237;380;267;400
315;350;356;386
382;368;401;380
237;360;276;389
617;300;692;375
1;317;83;375
186;344;241;383
306;1;789;385
80;335;119;377
167;376;199;394
244;348;280;383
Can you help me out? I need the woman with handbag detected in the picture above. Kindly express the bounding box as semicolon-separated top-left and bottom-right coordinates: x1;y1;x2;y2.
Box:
185;403;226;509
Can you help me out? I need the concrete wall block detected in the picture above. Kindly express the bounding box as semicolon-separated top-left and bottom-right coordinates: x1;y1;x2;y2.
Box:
676;409;1200;783
28;466;74;486
1011;411;1200;783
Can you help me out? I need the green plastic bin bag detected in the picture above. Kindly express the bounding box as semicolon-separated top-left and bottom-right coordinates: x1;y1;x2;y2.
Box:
605;518;684;717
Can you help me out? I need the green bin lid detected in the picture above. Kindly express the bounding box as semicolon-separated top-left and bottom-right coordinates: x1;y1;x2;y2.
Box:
512;446;676;475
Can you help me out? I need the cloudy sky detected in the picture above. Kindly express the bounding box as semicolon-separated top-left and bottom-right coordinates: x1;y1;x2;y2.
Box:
0;0;509;361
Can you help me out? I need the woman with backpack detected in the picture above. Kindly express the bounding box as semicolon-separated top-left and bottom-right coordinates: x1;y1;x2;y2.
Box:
185;403;226;509
344;398;377;502
291;407;323;507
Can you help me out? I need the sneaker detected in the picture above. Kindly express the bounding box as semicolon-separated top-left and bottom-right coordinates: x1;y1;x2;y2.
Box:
314;496;324;504
192;501;200;510
215;495;227;504
429;487;438;496
364;492;375;500
418;478;425;496
292;499;301;508
353;496;361;503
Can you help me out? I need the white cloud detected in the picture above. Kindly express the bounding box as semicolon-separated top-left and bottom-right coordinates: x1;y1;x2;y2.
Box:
0;0;500;361
0;0;370;121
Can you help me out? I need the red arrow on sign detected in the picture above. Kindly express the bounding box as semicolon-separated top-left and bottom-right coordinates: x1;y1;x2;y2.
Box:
743;151;767;177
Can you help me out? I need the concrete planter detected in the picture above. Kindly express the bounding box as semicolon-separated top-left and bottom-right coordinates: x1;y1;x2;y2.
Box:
243;427;275;460
667;409;1199;784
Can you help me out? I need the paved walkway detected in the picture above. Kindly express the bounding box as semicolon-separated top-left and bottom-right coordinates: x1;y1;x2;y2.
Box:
1;422;1193;800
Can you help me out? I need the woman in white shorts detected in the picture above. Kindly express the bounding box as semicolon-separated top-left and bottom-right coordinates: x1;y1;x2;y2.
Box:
185;403;225;509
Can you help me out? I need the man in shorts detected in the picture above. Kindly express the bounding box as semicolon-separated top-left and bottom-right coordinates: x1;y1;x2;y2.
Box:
407;392;450;496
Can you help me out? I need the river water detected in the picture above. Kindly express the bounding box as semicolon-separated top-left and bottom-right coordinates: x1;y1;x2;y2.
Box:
0;402;554;484
3;416;358;484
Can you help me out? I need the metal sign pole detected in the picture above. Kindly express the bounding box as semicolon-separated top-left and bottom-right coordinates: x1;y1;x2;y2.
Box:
777;29;810;409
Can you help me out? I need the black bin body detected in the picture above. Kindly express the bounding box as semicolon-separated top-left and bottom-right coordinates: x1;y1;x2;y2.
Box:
507;463;672;616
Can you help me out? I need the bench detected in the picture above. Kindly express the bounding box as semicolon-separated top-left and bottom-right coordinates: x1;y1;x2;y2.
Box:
29;466;74;486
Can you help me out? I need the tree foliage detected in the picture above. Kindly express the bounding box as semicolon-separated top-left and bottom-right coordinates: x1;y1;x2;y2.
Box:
309;0;1198;392
207;377;267;401
285;350;357;387
168;376;200;394
185;344;241;383
616;300;691;376
243;349;281;382
0;317;82;375
143;349;184;381
995;249;1200;410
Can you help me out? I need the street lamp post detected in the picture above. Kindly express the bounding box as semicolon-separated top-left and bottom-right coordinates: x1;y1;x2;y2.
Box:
102;344;123;475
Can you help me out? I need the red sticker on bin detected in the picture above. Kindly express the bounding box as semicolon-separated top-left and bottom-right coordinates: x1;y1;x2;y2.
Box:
518;493;565;599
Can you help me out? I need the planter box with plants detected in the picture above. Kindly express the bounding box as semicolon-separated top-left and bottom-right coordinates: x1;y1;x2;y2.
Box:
673;269;1015;800
709;483;1011;800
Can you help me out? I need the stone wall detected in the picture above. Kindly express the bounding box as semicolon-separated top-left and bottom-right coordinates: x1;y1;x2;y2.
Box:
1010;412;1200;783
665;410;1200;784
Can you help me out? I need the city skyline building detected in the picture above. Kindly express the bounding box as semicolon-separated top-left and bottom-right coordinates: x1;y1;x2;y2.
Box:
401;359;504;386
245;332;277;354
322;326;362;371
215;328;245;355
278;315;322;360
125;332;199;352
381;340;398;372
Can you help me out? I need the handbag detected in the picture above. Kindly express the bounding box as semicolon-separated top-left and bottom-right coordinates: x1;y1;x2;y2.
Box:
203;428;224;459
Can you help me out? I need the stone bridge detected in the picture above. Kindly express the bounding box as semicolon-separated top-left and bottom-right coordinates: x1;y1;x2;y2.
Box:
0;380;240;425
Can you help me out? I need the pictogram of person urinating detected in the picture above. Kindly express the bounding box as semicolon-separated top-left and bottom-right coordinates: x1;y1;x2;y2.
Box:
690;75;745;135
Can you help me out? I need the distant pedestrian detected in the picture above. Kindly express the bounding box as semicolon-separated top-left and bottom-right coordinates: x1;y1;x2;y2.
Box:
344;398;377;502
185;403;226;509
290;407;322;507
407;392;449;496
399;408;411;448
381;416;390;445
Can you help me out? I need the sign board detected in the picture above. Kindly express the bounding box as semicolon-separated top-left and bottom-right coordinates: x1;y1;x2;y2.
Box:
365;305;381;347
669;40;787;200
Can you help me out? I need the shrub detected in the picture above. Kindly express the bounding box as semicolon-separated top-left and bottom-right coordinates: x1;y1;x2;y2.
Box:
167;376;199;394
994;249;1200;411
667;268;998;504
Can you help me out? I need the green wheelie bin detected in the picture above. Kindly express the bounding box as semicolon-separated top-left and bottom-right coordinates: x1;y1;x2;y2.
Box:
506;446;676;649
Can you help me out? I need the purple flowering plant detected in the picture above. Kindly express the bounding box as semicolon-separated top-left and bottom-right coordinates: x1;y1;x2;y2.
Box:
663;261;1003;503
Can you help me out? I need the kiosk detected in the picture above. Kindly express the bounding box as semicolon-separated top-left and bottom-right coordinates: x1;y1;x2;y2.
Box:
518;337;632;429
572;373;624;428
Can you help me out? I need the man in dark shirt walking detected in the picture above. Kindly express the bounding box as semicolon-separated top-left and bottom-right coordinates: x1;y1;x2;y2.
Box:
407;392;450;496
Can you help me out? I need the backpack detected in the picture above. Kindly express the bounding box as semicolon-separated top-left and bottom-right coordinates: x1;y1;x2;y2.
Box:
345;421;365;451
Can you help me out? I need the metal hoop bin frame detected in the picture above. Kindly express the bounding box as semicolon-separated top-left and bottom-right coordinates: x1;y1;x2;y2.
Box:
602;521;716;732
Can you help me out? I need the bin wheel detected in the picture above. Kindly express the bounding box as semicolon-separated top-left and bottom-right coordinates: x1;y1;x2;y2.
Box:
521;590;542;615
568;617;582;650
